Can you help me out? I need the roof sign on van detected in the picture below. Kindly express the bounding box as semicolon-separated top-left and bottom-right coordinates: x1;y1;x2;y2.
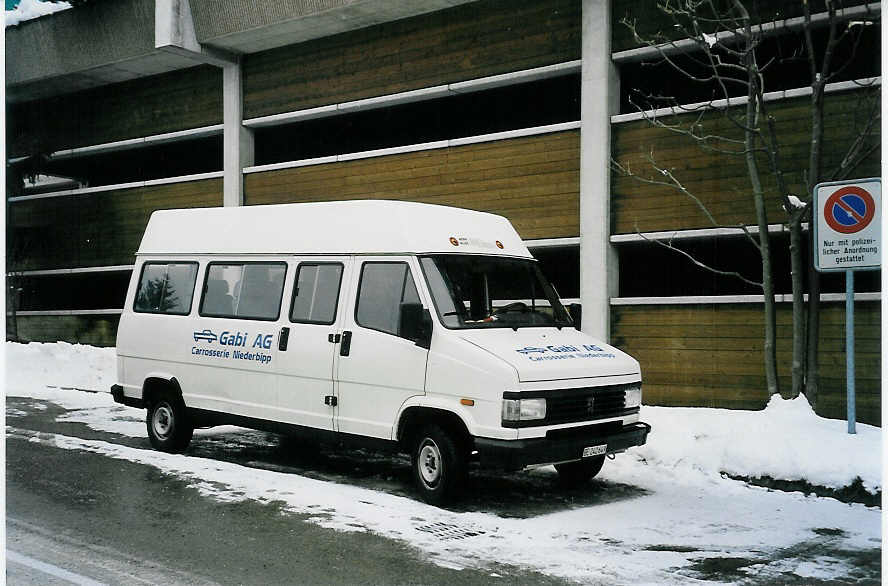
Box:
453;236;497;250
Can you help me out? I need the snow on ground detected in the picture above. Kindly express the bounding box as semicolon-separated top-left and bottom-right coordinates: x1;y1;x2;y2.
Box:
6;0;71;27
6;341;879;494
637;397;881;494
5;342;883;583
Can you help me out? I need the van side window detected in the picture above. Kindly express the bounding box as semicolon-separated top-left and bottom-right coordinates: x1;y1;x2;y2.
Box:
201;263;286;321
355;262;420;337
290;264;343;325
133;262;198;315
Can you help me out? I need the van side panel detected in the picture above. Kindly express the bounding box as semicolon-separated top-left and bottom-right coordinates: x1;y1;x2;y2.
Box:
117;257;283;421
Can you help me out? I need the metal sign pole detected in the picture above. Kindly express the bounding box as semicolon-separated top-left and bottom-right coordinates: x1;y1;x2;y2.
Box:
814;178;878;434
845;269;856;434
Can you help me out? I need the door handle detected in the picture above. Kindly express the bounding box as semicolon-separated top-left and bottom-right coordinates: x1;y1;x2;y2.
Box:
340;330;352;356
278;327;290;351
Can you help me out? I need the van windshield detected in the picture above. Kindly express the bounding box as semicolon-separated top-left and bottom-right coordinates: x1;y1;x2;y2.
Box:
419;255;572;330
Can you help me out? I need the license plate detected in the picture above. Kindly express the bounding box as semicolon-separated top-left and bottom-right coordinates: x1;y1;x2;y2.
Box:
583;444;607;458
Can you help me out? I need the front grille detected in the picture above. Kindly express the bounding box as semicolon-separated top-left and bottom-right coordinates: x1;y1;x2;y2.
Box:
503;383;640;428
546;421;622;441
547;387;628;424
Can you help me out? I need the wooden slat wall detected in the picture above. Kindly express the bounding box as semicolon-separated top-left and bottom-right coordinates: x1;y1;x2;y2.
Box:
9;179;222;271
243;0;580;119
611;90;881;234
7;66;222;157
245;131;580;240
8;315;120;347
612;302;881;425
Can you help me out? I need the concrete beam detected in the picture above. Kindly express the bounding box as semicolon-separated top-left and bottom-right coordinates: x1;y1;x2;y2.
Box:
579;0;619;342
7;0;476;102
5;0;155;88
155;0;238;66
155;0;247;205
189;0;478;54
5;0;224;103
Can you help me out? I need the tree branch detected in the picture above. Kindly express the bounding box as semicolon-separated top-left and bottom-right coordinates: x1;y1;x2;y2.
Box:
613;156;763;252
634;225;764;288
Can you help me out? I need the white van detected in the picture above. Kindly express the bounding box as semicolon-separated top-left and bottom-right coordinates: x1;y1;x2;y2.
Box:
112;200;650;503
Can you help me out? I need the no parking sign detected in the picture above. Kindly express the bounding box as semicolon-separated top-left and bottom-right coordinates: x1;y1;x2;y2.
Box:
812;178;880;435
814;178;881;272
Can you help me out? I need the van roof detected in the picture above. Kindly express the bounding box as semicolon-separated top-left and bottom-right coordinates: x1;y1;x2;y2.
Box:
137;200;534;258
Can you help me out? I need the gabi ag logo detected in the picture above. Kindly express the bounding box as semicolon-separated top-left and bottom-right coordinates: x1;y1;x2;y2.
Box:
193;329;217;343
516;344;604;355
193;329;273;350
516;344;615;361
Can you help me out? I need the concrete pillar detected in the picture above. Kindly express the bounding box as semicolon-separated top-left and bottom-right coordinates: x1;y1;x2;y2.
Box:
223;60;254;207
156;0;246;206
579;0;619;342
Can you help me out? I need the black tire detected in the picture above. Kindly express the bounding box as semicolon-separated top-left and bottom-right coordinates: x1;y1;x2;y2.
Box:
411;424;466;505
555;456;606;487
146;393;193;453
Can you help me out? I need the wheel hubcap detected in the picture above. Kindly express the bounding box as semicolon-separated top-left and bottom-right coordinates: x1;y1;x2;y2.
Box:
418;441;442;486
152;404;173;438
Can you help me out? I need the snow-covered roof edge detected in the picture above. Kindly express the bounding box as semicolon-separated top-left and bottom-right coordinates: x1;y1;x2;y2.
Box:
5;0;71;28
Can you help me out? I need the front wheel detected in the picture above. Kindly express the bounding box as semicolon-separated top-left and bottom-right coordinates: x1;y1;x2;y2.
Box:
146;395;193;453
555;456;605;487
411;425;466;505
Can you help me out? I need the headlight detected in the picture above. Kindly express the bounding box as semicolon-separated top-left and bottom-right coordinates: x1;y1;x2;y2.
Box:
502;398;547;421
624;386;642;409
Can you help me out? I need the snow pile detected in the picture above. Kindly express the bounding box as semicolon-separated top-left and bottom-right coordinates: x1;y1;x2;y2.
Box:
4;341;881;494
6;0;71;27
633;397;881;494
5;341;116;409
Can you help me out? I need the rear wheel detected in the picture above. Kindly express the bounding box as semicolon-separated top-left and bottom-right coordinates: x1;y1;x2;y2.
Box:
555;456;605;487
411;424;466;505
146;394;193;453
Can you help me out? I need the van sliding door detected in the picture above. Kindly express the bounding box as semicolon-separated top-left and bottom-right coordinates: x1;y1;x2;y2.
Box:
275;257;353;431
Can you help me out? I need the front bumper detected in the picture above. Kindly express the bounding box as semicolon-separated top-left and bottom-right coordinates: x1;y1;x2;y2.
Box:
474;421;651;470
111;384;144;408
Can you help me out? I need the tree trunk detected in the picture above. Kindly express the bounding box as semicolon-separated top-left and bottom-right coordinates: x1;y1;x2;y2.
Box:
806;251;821;407
743;81;779;396
788;219;806;398
762;108;805;399
804;78;826;409
7;275;19;342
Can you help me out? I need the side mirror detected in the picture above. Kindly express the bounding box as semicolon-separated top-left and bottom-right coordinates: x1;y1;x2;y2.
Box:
399;302;433;349
568;303;582;331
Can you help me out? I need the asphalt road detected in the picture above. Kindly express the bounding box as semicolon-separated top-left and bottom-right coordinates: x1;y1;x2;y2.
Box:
6;395;881;585
6;401;567;586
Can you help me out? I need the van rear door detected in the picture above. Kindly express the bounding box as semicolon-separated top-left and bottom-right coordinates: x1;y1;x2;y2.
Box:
334;257;429;439
275;257;353;431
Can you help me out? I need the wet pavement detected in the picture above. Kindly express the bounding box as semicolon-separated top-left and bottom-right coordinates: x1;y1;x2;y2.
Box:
6;395;882;585
7;417;567;585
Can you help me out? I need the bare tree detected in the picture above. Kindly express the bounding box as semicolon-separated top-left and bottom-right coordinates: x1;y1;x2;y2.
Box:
616;0;879;401
800;2;880;407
